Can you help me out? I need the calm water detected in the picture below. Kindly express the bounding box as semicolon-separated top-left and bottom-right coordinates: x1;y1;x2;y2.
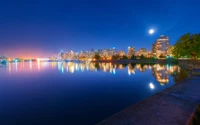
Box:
0;61;179;125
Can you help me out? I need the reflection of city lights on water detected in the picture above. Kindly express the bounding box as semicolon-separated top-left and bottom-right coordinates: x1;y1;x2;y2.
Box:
110;68;112;73
5;61;180;81
66;65;69;72
160;83;165;86
75;64;78;71
149;83;155;89
15;61;18;72
70;65;75;73
113;69;116;75
128;70;131;75
8;63;11;73
61;66;64;74
58;62;62;71
30;61;32;71
37;60;41;70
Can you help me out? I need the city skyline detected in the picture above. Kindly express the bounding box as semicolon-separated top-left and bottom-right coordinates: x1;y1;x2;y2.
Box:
0;33;170;58
0;34;171;60
0;0;200;58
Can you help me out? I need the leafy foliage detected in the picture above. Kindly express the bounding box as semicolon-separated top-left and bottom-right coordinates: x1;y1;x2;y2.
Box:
172;33;200;59
112;54;120;60
149;57;157;61
130;55;136;60
121;55;128;60
140;54;145;59
159;54;166;58
172;67;189;83
94;53;101;60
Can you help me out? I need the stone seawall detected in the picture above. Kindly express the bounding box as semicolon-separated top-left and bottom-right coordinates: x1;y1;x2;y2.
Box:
96;75;200;125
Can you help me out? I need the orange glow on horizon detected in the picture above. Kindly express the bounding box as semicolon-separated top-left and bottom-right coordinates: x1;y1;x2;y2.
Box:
1;49;53;59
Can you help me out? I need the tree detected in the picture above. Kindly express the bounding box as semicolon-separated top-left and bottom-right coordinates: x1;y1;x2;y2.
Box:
121;55;128;60
112;54;120;60
131;55;136;60
172;33;200;60
140;54;145;59
159;54;166;58
150;56;157;61
94;53;101;60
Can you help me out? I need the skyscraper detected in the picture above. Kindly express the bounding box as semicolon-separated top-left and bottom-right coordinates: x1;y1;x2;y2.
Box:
152;35;169;57
127;46;135;58
118;50;126;58
138;48;148;56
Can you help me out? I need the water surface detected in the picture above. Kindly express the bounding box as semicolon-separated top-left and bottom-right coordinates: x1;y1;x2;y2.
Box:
0;62;179;125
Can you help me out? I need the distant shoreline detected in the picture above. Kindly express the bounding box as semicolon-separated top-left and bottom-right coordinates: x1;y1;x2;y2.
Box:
1;58;196;64
91;59;178;64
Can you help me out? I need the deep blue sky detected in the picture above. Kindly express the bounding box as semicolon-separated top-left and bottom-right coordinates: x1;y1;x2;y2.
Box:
0;0;199;57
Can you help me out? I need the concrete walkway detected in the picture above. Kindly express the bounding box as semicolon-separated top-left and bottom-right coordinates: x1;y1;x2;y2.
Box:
96;75;200;125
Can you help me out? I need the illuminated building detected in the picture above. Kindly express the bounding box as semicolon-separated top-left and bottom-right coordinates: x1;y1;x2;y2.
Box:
138;48;148;56
118;50;126;58
65;50;76;60
108;47;117;57
127;46;135;58
78;50;88;60
97;49;102;54
152;35;169;57
59;51;65;60
152;44;156;56
88;49;95;59
98;48;118;60
49;55;57;61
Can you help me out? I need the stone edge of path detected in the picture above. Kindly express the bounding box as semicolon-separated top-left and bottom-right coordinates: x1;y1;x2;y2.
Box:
96;75;200;125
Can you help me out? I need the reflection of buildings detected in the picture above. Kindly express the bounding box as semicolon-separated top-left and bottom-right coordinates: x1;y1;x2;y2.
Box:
152;64;179;85
58;62;118;74
128;64;135;75
152;64;169;84
6;61;179;87
136;64;148;72
152;35;169;57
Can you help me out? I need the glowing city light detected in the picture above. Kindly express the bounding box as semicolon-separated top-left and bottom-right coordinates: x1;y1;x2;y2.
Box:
128;70;131;75
149;83;155;89
61;66;64;74
113;69;116;75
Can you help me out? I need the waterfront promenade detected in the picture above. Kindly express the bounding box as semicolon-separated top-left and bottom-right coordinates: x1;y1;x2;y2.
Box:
97;75;200;125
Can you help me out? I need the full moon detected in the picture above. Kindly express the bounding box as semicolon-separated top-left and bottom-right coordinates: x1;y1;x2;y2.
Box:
149;29;154;34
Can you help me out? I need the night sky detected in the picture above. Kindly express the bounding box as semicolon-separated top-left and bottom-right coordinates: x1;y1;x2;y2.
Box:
0;0;200;58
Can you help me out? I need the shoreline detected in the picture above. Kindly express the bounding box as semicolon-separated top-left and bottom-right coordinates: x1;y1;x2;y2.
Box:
1;59;197;64
96;75;200;125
